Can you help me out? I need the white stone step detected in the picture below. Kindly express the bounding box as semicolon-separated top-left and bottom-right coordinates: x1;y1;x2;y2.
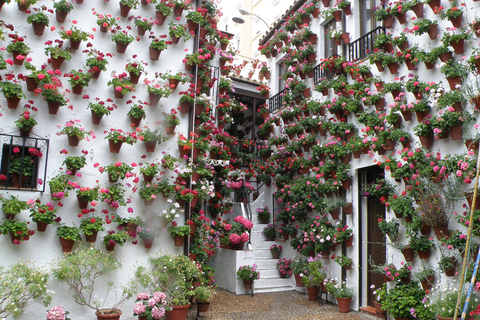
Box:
255;286;295;293
257;269;280;278
254;258;279;269
253;248;276;259
254;277;294;289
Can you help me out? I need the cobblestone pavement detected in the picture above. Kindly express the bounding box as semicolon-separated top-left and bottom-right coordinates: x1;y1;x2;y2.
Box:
190;289;375;320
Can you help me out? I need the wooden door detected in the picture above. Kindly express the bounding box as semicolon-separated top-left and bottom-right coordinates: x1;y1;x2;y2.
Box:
367;196;386;306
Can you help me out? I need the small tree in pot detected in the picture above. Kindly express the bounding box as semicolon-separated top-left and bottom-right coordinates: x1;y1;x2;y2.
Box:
52;246;137;319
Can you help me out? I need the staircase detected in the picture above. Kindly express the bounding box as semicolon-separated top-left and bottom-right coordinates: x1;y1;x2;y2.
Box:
248;195;295;293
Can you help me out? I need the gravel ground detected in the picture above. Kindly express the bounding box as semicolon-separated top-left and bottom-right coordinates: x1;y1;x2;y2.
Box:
189;289;375;320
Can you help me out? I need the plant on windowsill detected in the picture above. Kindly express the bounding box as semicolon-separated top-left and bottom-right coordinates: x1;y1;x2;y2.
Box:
9;156;34;179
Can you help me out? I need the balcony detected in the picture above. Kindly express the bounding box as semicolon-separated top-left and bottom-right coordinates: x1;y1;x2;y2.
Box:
313;61;337;85
268;88;288;113
346;26;385;62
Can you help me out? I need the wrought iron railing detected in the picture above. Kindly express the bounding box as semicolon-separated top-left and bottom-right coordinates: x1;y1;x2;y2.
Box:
313;61;336;85
347;26;385;62
0;133;50;192
268;88;288;113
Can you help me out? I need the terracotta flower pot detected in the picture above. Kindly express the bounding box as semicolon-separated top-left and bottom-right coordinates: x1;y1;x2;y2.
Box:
294;274;304;287
95;309;122;320
337;297;352;313
306;286;319;301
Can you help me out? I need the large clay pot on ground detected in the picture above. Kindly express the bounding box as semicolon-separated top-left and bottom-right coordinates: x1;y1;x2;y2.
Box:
306;286;319;301
95;309;122;320
337;297;352;313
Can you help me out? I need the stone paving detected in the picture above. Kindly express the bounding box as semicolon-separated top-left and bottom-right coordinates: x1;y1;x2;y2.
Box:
190;289;375;320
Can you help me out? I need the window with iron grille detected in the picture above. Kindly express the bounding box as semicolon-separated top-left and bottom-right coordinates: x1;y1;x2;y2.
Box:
0;134;49;191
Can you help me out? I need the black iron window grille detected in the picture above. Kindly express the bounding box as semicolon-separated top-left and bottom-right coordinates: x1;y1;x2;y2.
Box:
0;133;49;191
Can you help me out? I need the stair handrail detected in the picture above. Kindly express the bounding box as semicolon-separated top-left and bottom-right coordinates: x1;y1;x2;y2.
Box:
239;177;253;249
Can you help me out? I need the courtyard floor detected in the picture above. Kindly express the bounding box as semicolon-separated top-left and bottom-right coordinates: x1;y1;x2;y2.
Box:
191;289;375;320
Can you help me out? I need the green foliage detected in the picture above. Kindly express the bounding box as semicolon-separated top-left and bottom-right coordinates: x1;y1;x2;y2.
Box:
0;262;52;318
52;246;136;312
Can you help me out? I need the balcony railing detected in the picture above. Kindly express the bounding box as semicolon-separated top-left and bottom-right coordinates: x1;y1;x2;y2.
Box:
347;26;385;62
313;61;336;85
268;88;288;113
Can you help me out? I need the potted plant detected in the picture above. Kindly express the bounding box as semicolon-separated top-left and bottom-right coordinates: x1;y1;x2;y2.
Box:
381;283;426;318
76;186;99;209
334;255;352;270
63;155;87;175
168;21;191;43
194;286;214;313
0;262;52;319
107;74;135;98
301;258;325;301
59;26;89;49
377;218;399;242
56;119;92;145
102;162;133;182
270;244;282;259
26;10;49;35
52;247;137;320
325;280;354;313
149;37;168;60
80;217;105;243
95;13;117;33
168;222;190;246
132;292;167;319
236;264;260;290
104;128;138;153
6;34;30;64
414;263;435;290
262;224;276;240
276;258;292;278
28;200;58;232
136;224;157;249
48;173;70;200
256;206;271;224
103;230;129;251
134;254;202;318
111;30;135;53
1;81;25;108
1;220;34;244
291;255;309;287
53;0;74;23
119;0;139;16
56;224;81;252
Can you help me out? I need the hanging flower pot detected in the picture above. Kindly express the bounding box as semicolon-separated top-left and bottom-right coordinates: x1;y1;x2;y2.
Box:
396;12;407;24
340;32;350;44
433;225;449;240
47;101;61;115
341;4;352;15
427;24;438;40
149;47;161;60
450;14;463;28
91;111;104;125
449;124;463;140
411;3;424;17
402;245;415;262
31;22;46;36
450;39;464;54
173;6;184;16
345;235;353;247
36;221;48;232
156;11;167;26
106;243;116;252
332;10;342;22
401;109;412;121
85;231;98;243
7;96;21;109
417;248;430;260
383;15;394;29
51;56;66;69
108;139;123;153
116;42;129;54
387;62;398;74
419;135;434;149
427;0;440;10
420;275;434;291
59;237;75;253
56;10;68;23
321;0;331;6
129;72;141;84
119;3;131;17
144;141;156;153
446;76;461;90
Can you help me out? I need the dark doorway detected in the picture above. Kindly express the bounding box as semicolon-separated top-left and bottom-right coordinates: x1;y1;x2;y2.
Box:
359;166;386;307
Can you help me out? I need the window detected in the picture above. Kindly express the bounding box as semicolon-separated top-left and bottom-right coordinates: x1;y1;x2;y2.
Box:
278;61;286;91
324;19;337;58
0;134;49;191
